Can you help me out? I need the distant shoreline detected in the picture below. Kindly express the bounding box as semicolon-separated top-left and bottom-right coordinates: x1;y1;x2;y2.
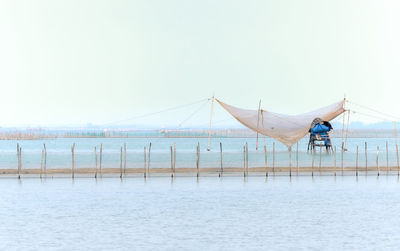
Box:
0;128;398;140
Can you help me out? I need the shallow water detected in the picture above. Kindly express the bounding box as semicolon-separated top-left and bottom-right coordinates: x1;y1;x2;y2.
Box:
0;137;399;170
1;176;400;250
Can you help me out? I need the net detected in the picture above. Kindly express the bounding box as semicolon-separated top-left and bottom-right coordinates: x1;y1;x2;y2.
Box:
216;99;345;147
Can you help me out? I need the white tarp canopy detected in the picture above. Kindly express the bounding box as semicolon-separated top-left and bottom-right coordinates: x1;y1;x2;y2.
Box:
216;99;345;147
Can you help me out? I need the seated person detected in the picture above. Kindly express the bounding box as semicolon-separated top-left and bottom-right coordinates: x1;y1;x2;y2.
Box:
310;121;332;146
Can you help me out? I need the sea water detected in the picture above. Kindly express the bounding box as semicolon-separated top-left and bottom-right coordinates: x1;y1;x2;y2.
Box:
1;176;400;250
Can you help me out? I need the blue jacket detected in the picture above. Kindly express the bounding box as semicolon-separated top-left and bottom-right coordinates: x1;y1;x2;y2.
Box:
311;124;330;135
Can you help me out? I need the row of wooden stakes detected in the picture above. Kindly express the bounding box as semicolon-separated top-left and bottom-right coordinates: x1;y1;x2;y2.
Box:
14;141;400;179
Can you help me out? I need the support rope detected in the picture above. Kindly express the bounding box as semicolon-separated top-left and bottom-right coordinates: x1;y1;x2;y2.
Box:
351;110;393;122
347;100;400;121
103;98;209;126
177;99;209;127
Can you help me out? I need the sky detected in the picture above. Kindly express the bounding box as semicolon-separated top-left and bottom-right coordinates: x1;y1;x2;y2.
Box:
0;0;400;128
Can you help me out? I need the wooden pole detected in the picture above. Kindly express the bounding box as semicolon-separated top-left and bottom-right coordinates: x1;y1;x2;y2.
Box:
219;142;223;177
17;144;20;179
173;143;176;176
397;143;399;176
246;142;249;176
344;109;350;150
120;146;123;179
207;95;215;151
376;146;380;176
170;146;174;178
99;143;102;176
386;141;389;175
16;144;19;179
243;145;246;177
124;143;127;175
144;146;147;178
319;146;322;174
311;147;315;177
356;145;359;176
296;142;299;175
264;144;268;177
365;142;368;174
147;142;151;176
341;142;344;176
19;146;22;179
40;149;44;179
396;121;398;175
272;142;275;174
342;96;346;150
94;146;98;179
289;147;292;177
394;121;397;145
256;99;261;150
71;143;75;179
196;143;200;178
16;144;19;178
44;143;47;175
334;146;336;176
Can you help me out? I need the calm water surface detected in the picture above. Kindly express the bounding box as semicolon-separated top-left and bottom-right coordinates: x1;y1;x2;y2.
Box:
1;176;400;250
0;137;399;170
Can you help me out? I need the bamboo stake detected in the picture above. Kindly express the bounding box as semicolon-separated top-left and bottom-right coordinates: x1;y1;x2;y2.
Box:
124;143;127;175
170;146;174;178
243;145;246;177
334;146;336;176
289;147;292;177
120;146;123;179
246;142;249;176
44;143;47;175
19;146;22;179
264;144;268;177
341;142;344;176
386;141;389;175
40;149;44;179
311;148;315;177
17;144;20;179
376;146;380;176
365;142;368;174
16;144;19;178
144;146;147;178
397;144;399;176
356;145;359;176
394;121;397;145
147;142;151;176
396;121;399;175
296;142;299;175
344;109;350;150
95;146;98;179
196;143;200;178
71;143;75;179
207;95;215;151
256;99;261;150
319;146;322;174
173;143;176;175
342;96;346;150
99;143;103;176
272;142;275;174
219;142;223;177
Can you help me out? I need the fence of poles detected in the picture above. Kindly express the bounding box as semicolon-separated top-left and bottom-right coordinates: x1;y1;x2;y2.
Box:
10;140;400;178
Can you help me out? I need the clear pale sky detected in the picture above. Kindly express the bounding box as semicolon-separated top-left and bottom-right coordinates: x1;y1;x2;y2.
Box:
0;0;399;127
